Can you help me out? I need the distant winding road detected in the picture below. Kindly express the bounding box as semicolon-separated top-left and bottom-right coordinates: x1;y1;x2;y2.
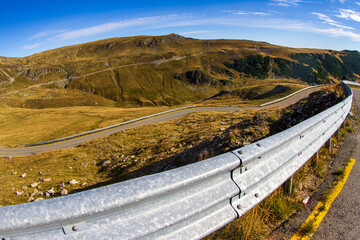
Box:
1;53;203;96
0;86;321;157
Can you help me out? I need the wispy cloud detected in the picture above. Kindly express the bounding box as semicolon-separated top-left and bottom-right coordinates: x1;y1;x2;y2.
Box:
269;0;305;7
21;9;360;54
269;0;320;7
179;30;219;35
312;12;354;29
211;15;360;43
22;43;42;50
330;0;346;3
28;30;65;40
23;14;183;52
222;10;272;16
336;9;360;22
317;28;360;41
56;15;179;40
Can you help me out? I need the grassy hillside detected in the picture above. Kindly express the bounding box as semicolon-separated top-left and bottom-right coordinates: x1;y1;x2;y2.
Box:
1;34;359;107
0;105;180;146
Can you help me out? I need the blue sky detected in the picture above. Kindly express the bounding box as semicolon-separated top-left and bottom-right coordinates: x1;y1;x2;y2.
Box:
1;0;360;57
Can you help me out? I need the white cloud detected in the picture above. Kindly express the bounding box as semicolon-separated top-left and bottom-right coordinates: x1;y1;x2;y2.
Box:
22;14;184;53
312;12;354;29
21;10;360;54
317;28;360;41
270;0;320;6
337;9;360;22
28;30;65;40
209;15;360;43
269;0;304;6
56;15;179;40
22;43;42;50
224;10;272;16
179;31;219;35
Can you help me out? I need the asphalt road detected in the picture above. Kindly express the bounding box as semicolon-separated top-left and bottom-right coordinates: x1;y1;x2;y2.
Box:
0;86;321;157
269;88;360;240
311;88;360;240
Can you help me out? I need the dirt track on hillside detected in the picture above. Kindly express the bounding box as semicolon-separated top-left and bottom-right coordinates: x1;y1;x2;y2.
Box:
1;53;203;96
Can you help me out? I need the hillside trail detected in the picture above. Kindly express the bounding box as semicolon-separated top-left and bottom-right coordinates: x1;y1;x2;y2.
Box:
0;53;203;96
270;88;360;240
0;86;321;157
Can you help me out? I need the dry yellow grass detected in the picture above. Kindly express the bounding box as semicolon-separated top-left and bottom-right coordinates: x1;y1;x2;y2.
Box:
0;86;354;240
0;81;308;146
0;110;253;206
0;105;182;146
198;82;308;107
1;34;340;106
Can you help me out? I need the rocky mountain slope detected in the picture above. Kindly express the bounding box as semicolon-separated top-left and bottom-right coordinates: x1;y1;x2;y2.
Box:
0;34;359;106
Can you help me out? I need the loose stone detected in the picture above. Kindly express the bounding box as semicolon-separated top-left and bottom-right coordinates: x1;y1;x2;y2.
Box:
60;188;68;196
30;182;39;188
101;160;111;167
69;179;80;185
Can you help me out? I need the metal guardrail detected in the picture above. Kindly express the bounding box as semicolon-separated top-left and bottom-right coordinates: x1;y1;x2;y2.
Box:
259;85;318;107
25;105;196;147
343;80;360;88
23;84;326;147
0;81;356;239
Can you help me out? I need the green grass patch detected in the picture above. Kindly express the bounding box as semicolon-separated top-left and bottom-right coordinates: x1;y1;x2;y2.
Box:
333;167;346;181
300;220;315;236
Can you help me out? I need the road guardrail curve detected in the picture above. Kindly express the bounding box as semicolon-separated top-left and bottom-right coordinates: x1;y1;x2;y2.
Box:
1;81;359;239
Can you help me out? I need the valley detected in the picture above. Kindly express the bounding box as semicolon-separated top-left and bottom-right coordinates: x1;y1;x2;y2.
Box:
1;34;360;108
0;34;360;239
2;34;358;146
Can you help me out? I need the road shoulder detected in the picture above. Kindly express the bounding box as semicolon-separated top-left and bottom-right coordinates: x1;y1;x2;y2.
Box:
269;89;360;240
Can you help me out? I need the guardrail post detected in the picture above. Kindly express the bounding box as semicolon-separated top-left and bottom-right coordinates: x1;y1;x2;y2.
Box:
283;176;293;195
314;151;319;167
336;128;340;139
326;137;332;151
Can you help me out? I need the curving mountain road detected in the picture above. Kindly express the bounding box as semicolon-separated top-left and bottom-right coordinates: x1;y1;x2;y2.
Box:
268;88;360;240
0;86;322;157
310;88;360;240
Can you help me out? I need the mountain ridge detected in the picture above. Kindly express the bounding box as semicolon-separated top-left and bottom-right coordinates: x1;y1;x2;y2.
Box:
1;34;359;107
